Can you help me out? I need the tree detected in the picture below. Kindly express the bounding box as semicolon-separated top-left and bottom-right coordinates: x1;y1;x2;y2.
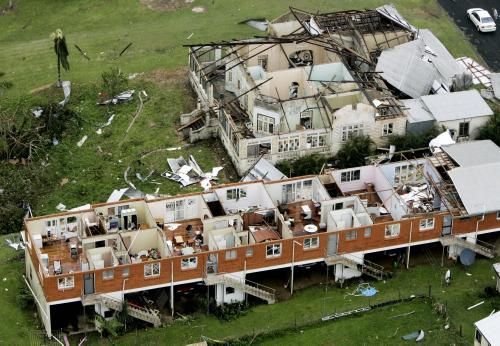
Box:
336;135;375;168
51;29;70;87
477;113;500;146
276;153;329;177
387;126;441;152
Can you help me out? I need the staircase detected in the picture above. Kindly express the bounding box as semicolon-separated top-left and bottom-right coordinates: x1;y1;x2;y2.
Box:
440;236;496;258
204;274;276;304
97;295;161;327
325;254;385;281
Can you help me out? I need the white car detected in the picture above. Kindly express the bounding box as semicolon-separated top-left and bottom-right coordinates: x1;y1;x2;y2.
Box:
467;8;496;32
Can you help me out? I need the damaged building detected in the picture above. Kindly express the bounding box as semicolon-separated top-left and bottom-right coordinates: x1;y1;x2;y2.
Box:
22;139;500;337
181;6;417;175
181;5;489;175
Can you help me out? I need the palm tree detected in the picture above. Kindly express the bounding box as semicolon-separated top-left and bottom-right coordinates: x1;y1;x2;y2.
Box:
51;29;69;87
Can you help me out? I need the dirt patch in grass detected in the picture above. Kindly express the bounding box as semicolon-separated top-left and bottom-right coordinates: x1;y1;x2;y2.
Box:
142;67;188;86
139;0;190;12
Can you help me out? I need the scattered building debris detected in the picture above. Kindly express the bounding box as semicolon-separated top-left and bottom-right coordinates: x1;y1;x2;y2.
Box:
5;238;25;251
74;44;90;60
59;80;71;106
242;157;287;182
468;301;485;310
345;283;378;298
98;90;135;105
428;130;455;153
119;42;133;57
186;32;194;40
456;57;491;87
163;155;223;188
402;330;424;341
239;18;269;31
56;203;67;211
77;135;88;147
31;107;43;118
389;310;415;319
192;6;206;13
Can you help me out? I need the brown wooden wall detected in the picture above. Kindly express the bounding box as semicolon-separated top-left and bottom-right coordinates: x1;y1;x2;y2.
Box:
32;212;500;303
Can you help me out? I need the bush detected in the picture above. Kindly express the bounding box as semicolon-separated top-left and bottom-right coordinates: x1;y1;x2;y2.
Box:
336;135;375;169
387;126;441;152
276;153;329;177
100;67;128;100
477;113;500;146
211;301;249;322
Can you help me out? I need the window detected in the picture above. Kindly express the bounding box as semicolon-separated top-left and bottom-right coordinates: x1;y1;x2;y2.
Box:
458;122;469;137
385;224;400;238
247;142;271;158
257;55;268;71
341;124;363;142
122;268;130;277
340;169;361;183
364;227;372;238
279;137;300;152
382;123;394;136
57;276;74;290
102;270;114;280
237;80;241;90
266;243;282;258
307;133;327;148
225;286;235;294
475;330;482;343
394;164;424;185
304;237;319;249
345;230;357;241
246;247;254;257
226;188;247;200
257;114;275;134
181;257;198;269
497;211;500;219
144;263;160;278
300;110;312;129
228;71;232;82
419;218;435;231
117;205;130;216
225;250;237;260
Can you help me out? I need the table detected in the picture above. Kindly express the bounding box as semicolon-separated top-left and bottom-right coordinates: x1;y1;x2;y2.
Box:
304;224;318;233
174;235;184;245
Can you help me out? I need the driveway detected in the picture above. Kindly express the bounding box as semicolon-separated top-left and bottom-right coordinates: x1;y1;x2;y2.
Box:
438;0;500;71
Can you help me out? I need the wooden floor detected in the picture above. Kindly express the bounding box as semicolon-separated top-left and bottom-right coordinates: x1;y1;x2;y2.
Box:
163;218;206;255
40;239;84;275
284;200;323;236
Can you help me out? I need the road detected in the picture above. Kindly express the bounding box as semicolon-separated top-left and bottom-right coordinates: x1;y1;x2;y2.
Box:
438;0;500;71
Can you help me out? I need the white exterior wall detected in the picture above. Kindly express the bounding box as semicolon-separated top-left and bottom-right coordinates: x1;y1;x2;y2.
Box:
25;252;52;337
439;116;490;140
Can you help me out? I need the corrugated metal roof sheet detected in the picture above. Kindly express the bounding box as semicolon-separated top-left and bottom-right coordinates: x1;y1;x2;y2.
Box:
448;162;500;215
401;98;434;123
420;90;493;122
242;157;287;182
442;140;500;167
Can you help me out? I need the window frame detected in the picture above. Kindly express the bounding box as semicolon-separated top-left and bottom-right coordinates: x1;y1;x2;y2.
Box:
266;243;282;258
246;247;254;257
306;133;327;148
340;169;361;183
419;218;435;231
458;122;470;137
382;123;394;136
384;224;400;238
341;124;364;142
226;188;247;200
345;230;358;241
144;262;161;278
278;136;300;153
225;249;237;260
181;257;198;270
102;270;114;281
303;237;319;249
256;114;275;134
364;227;372;238
57;276;75;290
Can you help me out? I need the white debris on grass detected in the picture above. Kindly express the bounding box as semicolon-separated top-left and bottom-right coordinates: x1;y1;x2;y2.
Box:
56;203;67;211
77;135;88;147
163;155;223;189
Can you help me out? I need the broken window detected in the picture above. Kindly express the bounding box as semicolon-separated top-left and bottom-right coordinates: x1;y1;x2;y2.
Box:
226;188;246;200
394;164;423;185
458;122;469;137
307;133;326;148
279;136;300;152
341;124;364;142
289;82;299;99
385;224;400;238
266;243;281;258
144;262;160;277
340;169;361;183
247;142;271;158
181;257;197;269
57;276;74;290
257;114;275;134
257;54;268;71
382;123;394;136
289;50;313;67
225;286;235;294
300;110;312;129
